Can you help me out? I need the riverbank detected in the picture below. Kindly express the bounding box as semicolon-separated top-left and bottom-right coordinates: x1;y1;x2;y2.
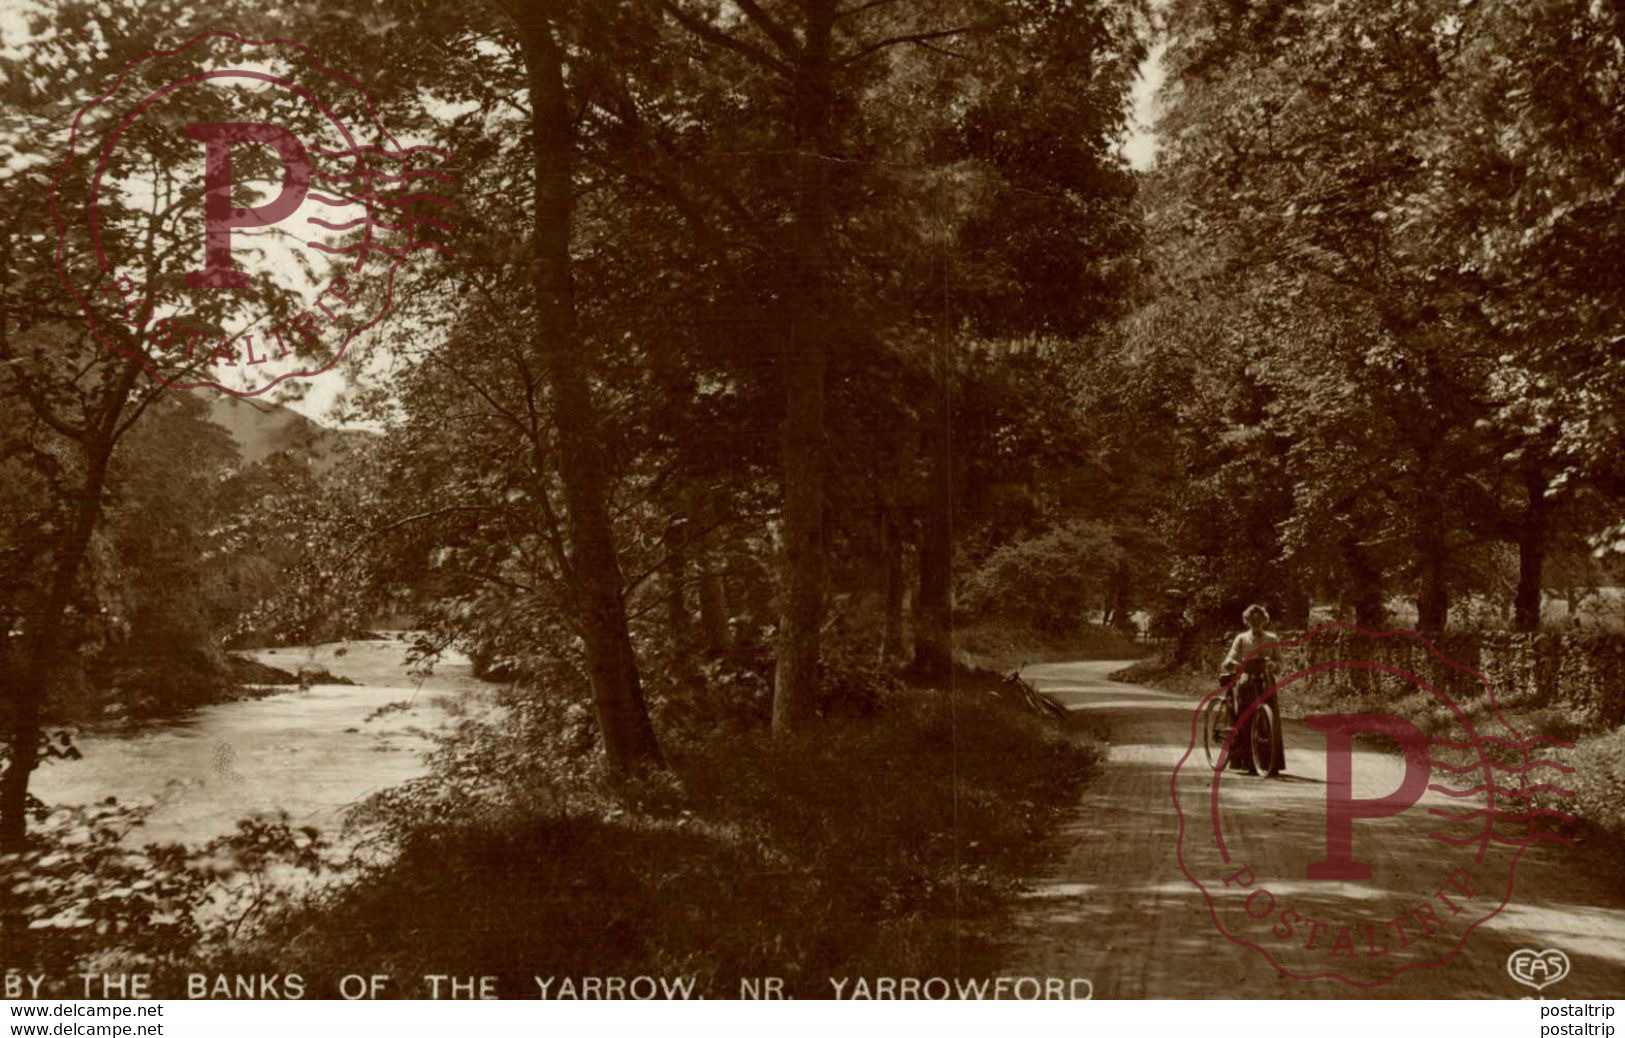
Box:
46;646;360;731
10;641;1104;993
28;637;480;847
193;666;1106;998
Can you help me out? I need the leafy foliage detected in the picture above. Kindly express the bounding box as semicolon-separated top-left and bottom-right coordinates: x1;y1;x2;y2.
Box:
1;800;331;976
960;521;1123;632
241;681;1100;997
1121;0;1625;638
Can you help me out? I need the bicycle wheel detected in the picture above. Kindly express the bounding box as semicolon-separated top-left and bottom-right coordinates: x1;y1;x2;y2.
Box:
1250;700;1281;777
1201;697;1228;771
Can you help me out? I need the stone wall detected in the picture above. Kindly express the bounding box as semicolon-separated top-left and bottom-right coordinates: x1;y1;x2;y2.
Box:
1259;628;1625;731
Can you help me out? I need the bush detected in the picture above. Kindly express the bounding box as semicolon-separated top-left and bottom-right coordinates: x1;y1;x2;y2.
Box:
117;651;227;716
234;681;1102;997
959;522;1123;633
648;639;898;744
1529;726;1625;846
957;619;1147;673
1109;652;1212;698
0;802;331;986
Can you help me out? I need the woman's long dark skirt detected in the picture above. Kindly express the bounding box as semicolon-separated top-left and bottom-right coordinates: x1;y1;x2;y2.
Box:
1230;677;1286;774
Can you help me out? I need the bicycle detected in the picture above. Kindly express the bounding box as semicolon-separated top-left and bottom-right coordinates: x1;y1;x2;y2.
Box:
1200;658;1282;776
1004;666;1070;723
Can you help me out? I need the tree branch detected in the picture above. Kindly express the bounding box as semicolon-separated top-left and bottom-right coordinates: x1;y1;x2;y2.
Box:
733;0;802;61
838;23;988;66
339;504;510;565
110;373;167;445
659;0;794;77
430;352;532;439
835;0;906;21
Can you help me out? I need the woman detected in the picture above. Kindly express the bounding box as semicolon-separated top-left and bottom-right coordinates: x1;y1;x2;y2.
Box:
1218;604;1285;775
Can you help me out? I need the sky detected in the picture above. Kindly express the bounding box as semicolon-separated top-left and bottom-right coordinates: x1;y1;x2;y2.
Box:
0;4;31;50
1123;40;1168;172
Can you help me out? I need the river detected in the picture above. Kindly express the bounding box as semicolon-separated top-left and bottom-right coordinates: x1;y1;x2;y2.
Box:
29;637;491;847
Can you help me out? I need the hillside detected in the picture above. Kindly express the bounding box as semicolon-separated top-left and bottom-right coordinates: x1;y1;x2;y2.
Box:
207;396;370;472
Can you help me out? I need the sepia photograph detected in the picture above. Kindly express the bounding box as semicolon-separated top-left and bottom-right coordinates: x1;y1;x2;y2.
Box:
0;0;1622;1010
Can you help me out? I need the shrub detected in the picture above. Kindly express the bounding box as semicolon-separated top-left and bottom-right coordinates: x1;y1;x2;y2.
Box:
1529;726;1625;845
237;681;1102;997
647;638;899;744
959;523;1131;633
958;619;1147;673
0;802;331;985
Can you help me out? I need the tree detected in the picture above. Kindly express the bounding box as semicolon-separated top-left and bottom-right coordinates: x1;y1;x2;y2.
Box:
504;2;664;771
655;0;1146;700
1127;0;1624;638
1403;0;1625;624
0;0;337;843
1143;0;1499;632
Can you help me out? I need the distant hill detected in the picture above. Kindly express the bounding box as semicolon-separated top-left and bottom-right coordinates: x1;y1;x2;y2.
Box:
207;396;370;472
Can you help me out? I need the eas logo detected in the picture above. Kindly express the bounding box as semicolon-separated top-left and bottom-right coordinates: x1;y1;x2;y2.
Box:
1507;948;1570;994
50;31;454;395
1173;624;1575;988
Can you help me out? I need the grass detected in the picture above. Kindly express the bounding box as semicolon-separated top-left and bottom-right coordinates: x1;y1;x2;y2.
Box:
955;620;1150;674
224;670;1103;998
1110;654;1210;698
1531;727;1625;843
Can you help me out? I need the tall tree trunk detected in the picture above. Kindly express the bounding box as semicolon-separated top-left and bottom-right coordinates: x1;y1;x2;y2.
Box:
1;614;62;850
1;622;61;849
1339;527;1386;628
691;494;731;652
1108;559;1134;633
1416;530;1450;633
696;555;729;652
771;0;837;732
913;464;953;679
1;661;45;849
696;548;730;655
664;519;692;650
1514;463;1548;633
1280;582;1310;631
912;175;956;681
0;448;111;849
880;516;906;665
516;9;661;773
1411;352;1454;636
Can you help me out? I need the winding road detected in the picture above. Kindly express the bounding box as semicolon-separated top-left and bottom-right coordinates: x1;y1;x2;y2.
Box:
995;661;1625;999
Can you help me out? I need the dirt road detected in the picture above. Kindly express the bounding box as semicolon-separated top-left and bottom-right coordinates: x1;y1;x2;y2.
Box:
995;661;1625;998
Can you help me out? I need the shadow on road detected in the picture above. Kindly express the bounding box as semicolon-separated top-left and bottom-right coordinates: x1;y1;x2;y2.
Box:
988;660;1625;999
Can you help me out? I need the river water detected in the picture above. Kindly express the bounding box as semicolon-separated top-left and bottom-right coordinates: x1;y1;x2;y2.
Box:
29;637;490;847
